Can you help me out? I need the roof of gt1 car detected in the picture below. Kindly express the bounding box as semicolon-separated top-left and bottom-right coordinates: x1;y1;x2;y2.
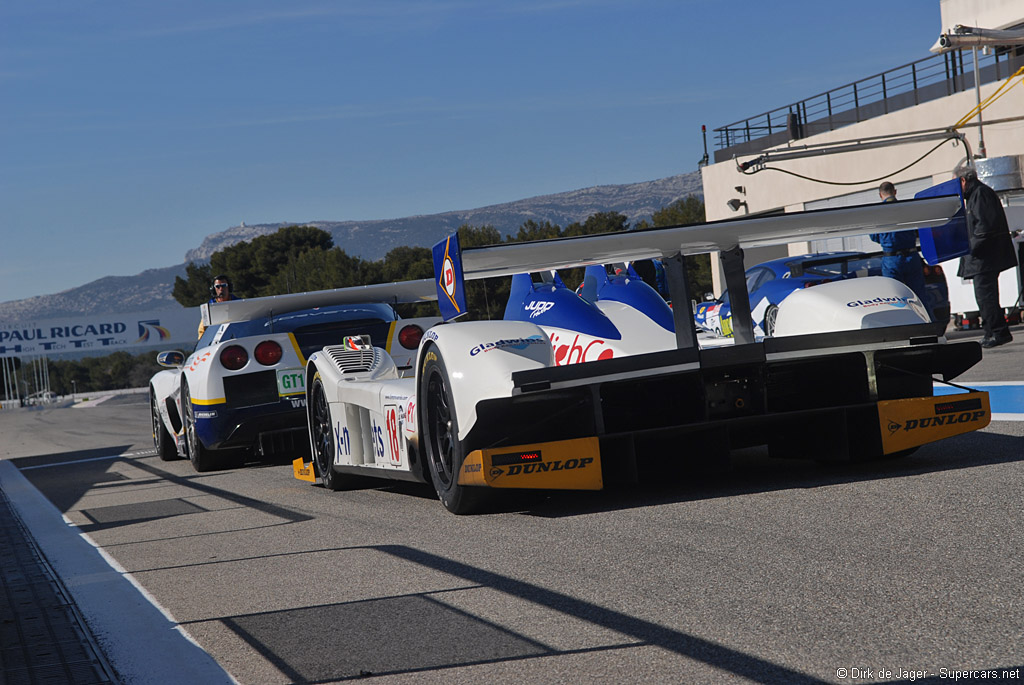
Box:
757;251;866;275
216;302;397;339
202;278;438;328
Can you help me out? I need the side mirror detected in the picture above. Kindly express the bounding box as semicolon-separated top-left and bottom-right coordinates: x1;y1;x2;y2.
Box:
156;350;185;368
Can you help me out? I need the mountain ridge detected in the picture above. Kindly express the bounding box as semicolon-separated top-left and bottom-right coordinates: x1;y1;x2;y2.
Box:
0;172;702;323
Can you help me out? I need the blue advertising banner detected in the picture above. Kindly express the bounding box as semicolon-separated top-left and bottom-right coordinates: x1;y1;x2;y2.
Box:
0;307;201;358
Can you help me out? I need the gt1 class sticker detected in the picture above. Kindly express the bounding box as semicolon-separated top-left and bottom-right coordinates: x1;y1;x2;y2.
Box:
547;332;615;365
469;335;547;357
277;369;305;395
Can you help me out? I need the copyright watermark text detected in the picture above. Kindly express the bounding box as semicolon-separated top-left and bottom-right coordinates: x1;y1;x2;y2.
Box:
835;667;1020;681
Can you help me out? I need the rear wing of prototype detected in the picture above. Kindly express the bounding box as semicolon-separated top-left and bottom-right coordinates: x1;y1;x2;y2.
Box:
201;278;438;329
431;192;964;346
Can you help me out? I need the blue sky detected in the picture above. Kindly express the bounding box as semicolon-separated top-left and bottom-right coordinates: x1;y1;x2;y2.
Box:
0;1;943;303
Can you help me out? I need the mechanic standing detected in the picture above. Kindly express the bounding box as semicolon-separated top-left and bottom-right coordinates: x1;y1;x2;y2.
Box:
870;181;929;317
956;166;1017;348
197;274;239;338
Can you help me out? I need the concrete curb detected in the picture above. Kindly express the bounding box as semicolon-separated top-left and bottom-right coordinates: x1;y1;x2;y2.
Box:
0;461;237;685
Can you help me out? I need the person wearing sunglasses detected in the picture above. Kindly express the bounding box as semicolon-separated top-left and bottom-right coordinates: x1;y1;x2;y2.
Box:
198;275;239;338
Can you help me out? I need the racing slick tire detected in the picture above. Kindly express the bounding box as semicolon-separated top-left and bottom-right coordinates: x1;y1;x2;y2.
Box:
182;381;223;473
308;373;351;491
764;304;779;337
150;387;178;461
419;346;486;515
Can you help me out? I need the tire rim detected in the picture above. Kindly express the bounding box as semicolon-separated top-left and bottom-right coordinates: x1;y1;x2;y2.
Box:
151;394;162;448
426;371;454;487
184;385;198;459
765;306;777;336
312;382;333;475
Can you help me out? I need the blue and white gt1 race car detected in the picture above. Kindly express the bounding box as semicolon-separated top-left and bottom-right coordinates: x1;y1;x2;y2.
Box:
696;251;951;338
150;282;439;472
293;191;992;514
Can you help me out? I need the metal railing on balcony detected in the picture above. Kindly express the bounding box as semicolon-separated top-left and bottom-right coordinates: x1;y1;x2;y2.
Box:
713;47;1024;164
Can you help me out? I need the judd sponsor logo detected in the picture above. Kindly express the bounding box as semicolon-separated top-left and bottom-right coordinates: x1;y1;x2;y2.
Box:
524;300;555;318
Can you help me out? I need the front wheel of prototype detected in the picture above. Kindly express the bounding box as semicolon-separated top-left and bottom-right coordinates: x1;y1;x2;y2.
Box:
151;388;178;461
309;375;346;491
420;348;485;515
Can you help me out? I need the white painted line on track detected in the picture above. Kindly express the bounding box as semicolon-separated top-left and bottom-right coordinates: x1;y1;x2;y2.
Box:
0;460;237;685
19;450;156;470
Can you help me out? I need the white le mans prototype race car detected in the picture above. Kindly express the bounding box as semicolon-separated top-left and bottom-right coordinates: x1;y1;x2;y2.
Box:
293;188;992;514
149;282;439;472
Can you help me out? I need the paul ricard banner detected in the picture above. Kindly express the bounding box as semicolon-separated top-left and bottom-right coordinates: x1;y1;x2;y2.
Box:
0;307;201;358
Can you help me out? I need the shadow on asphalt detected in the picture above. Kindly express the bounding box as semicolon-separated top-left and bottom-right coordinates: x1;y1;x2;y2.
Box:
512;428;1024;519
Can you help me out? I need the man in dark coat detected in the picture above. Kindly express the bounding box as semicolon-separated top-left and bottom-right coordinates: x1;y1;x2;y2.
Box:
957;167;1018;348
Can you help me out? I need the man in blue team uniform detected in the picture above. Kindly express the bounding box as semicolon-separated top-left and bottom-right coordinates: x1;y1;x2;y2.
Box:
870;181;929;318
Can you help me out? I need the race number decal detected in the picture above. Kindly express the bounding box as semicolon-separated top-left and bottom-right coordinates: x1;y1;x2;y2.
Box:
384;405;401;465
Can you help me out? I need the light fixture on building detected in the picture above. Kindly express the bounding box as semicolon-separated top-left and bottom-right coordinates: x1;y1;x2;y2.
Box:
727;198;747;212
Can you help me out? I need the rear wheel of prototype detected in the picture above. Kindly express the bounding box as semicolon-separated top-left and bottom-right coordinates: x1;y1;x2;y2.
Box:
150;388;178;461
420;347;486;515
310;374;346;491
182;381;220;472
763;304;779;337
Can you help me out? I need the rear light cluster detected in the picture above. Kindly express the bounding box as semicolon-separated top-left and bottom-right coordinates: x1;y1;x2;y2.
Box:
922;264;945;278
219;340;284;370
255;340;283;365
397;325;424;350
219;345;248;371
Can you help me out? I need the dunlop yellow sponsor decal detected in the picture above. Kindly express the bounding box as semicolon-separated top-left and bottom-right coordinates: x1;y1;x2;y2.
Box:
878;391;990;454
422;350;438;372
292;457;316;483
458;437;602;490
